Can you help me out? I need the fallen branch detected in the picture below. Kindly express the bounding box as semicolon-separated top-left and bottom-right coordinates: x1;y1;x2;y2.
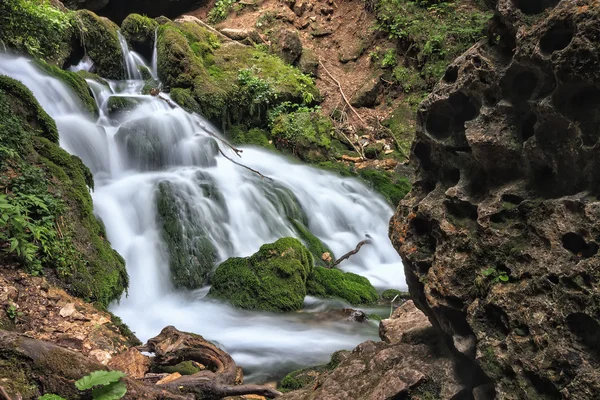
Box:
318;59;368;129
205;130;243;158
217;148;273;181
0;386;18;400
332;237;372;267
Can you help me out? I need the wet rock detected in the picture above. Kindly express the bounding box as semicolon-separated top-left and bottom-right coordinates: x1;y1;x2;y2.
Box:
350;75;381;108
389;1;600;398
272;29;303;65
121;14;159;60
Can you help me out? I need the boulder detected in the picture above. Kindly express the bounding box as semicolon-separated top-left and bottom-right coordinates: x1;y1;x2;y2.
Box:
208;238;314;312
298;48;319;77
350;75;382;108
121;14;159;60
272;29;303;65
389;0;600;398
306;267;378;306
219;28;262;44
379;300;436;345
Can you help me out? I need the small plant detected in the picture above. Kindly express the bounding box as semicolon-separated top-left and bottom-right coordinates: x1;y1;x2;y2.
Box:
38;370;127;400
6;303;23;321
482;267;510;283
380;48;397;68
207;0;238;23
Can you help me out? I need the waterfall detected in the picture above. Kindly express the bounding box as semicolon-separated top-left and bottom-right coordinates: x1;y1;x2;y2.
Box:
0;50;406;382
151;28;158;79
117;31;145;80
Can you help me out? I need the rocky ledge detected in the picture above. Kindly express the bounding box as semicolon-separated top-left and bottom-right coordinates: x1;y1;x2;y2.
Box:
390;0;600;398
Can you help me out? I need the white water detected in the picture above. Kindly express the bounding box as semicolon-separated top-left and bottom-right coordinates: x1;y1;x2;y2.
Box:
0;47;405;381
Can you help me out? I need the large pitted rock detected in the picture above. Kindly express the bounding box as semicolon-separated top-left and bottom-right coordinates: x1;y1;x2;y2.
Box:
389;1;600;398
280;303;472;400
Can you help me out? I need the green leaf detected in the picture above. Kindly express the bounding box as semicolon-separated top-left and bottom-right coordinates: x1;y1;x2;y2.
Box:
38;395;67;400
498;274;509;282
91;381;127;400
75;370;126;390
482;268;495;277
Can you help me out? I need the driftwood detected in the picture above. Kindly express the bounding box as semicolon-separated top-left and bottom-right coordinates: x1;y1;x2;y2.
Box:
144;326;282;399
332;237;372;267
0;327;281;400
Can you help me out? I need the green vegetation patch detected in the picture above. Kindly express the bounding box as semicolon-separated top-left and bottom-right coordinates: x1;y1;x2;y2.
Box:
0;75;127;307
209;237;314;312
307;266;379;305
0;0;75;66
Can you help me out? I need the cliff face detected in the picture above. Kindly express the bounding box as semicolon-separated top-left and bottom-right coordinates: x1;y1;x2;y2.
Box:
390;0;600;398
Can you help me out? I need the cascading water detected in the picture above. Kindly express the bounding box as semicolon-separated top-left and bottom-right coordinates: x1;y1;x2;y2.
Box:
0;45;406;381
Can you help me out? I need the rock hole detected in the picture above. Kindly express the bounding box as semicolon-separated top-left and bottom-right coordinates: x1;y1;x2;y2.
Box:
567;313;600;358
562;232;599;258
472;56;482;68
442;168;461;186
484;304;510;336
501;66;538;104
411;217;432;236
416;261;432;275
547;274;559;284
414;141;433;171
63;42;86;71
483;88;501;107
540;20;574;54
553;84;600;146
444;65;459;83
521;112;537;142
501;193;524;205
560;276;582;291
511;0;560;15
523;370;562;398
425;93;479;140
445;199;478;221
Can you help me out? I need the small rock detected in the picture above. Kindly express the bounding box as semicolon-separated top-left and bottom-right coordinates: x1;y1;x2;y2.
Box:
59;303;76;318
379;300;433;345
272;29;303;65
321;252;333;264
351;75;382;108
157;372;182;385
89;349;112;365
109;348;152;379
320;6;334;15
293;1;308;16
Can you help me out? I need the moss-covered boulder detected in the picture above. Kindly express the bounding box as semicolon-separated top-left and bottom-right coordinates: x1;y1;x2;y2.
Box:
106;96;143;118
208;238;314;312
307;267;378;305
0;75;127;306
156;178;222;290
0;0;75;66
121;13;159;60
75;10;125;79
157;17;320;128
289;218;333;267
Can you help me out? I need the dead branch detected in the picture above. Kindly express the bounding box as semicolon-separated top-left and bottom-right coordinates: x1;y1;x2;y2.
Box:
332;238;372;267
318;59;368;129
205;130;243;158
217;148;273;181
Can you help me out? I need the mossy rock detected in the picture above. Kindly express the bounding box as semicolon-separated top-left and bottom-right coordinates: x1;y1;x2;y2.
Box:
155;361;203;375
121;13;159;59
34;60;98;117
0;76;128;307
226;124;275;149
381;289;410;301
106;96;143;117
289;218;333;267
170;87;203;114
279;350;350;392
75;10;125;79
0;0;75;66
270;111;334;162
157;20;320;128
307;267;378;305
208;237;314;312
156;178;221;290
357;168;411;207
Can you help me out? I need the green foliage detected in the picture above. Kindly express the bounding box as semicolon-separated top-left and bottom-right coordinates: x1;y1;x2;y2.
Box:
39;395;66;400
381;288;410;300
270;111;334;162
306;267;379;305
0;0;74;65
481;267;510;283
208;0;238;23
74;370;127;400
381;48;398;68
358;168;411;206
209;238;314;312
374;0;492;83
6;303;23;321
237;67;278;119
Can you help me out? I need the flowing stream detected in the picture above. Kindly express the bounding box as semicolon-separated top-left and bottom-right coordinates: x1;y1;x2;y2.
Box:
0;43;406;381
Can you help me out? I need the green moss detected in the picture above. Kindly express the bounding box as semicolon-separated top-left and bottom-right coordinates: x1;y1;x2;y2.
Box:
156;361;203;375
270;111;334;162
208;237;314;312
34;60;98;117
0;0;75;66
227;124;275;149
358;168;411;207
289;218;333;266
75;10;125;79
76;70;108;86
170;88;203;114
279;349;349;392
121;13;159;56
156;180;219;289
307;267;378;305
106;96;142;116
0;358;39;399
157;21;319;128
381;289;410;300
